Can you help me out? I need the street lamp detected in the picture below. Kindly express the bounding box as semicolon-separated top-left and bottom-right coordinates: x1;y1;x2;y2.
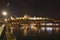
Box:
2;11;7;16
2;11;8;22
2;11;10;40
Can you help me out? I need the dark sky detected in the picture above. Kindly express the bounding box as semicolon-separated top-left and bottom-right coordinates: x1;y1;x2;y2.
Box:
0;0;60;18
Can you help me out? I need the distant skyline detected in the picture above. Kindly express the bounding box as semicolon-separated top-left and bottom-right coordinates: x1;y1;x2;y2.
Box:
0;0;60;18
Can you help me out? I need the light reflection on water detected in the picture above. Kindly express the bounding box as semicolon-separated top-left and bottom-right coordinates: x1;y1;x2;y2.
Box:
9;26;60;40
55;27;60;32
23;29;28;36
46;27;52;34
41;27;45;32
10;26;60;36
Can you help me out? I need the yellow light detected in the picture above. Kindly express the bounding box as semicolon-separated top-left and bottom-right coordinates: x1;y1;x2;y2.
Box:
29;17;33;20
42;18;45;20
55;23;59;25
36;18;40;20
23;29;27;36
11;16;14;20
39;17;42;20
56;27;59;31
33;17;36;20
23;14;28;19
30;24;35;29
46;23;53;25
33;27;37;32
16;17;19;19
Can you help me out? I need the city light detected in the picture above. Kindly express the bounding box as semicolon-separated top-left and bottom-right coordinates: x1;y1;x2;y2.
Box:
2;11;7;16
11;16;15;20
46;23;53;26
55;23;59;26
41;23;46;25
4;18;7;22
33;17;36;20
23;29;27;36
42;18;45;20
41;27;45;31
46;27;52;31
39;17;42;19
55;27;59;31
16;17;20;19
30;24;34;29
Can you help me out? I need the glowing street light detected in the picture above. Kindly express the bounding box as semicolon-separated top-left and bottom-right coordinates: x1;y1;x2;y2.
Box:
2;11;8;22
2;11;7;16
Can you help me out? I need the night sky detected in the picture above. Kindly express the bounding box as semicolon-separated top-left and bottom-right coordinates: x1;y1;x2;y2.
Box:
0;0;60;18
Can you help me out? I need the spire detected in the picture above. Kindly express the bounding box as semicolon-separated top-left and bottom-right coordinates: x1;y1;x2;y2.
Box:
23;14;30;19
